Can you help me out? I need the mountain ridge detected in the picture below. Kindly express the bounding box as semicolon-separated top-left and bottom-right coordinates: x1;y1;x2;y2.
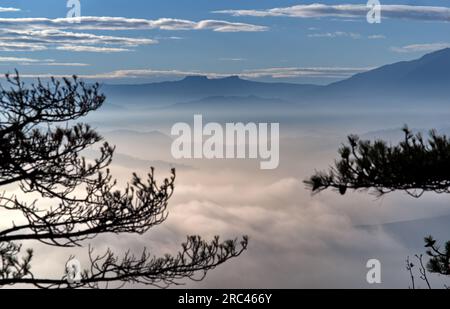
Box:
102;48;450;109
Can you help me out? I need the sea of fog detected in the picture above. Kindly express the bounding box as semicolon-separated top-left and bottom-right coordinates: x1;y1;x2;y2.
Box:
5;106;450;289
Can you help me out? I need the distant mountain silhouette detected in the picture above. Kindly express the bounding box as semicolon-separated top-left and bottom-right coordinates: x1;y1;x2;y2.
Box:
102;75;319;106
103;48;450;109
326;48;450;97
336;48;450;89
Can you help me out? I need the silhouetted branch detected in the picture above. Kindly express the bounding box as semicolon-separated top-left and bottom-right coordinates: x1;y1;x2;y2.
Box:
406;256;415;289
424;236;450;277
0;236;248;289
416;254;431;289
0;72;247;289
307;127;450;288
0;168;175;247
306;126;450;197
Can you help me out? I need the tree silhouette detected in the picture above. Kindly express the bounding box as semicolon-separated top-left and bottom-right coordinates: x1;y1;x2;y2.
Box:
0;72;248;289
305;126;450;287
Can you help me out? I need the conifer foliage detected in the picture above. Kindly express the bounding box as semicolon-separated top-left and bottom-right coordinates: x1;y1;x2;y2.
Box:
306;126;450;285
0;72;247;289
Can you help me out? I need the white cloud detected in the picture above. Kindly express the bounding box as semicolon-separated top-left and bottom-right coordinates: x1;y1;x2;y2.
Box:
40;62;89;67
0;56;88;67
240;67;371;79
0;7;20;13
308;32;386;40
308;31;361;39
0;29;156;53
391;43;450;53
219;58;246;61
0;16;266;54
24;62;89;67
56;45;131;53
215;4;450;22
17;66;371;80
0;29;158;46
0;42;47;51
0;56;41;62
368;34;386;40
0;16;268;32
195;20;267;32
215;4;369;18
154;36;184;40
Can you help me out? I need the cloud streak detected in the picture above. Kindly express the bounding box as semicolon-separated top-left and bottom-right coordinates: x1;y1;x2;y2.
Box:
0;56;88;66
0;56;42;63
240;67;371;79
0;16;267;54
0;29;157;53
0;29;157;46
308;31;361;39
55;45;131;53
368;34;386;40
0;7;20;13
17;66;371;80
215;4;450;22
0;42;47;51
0;16;268;32
219;58;246;61
391;43;450;53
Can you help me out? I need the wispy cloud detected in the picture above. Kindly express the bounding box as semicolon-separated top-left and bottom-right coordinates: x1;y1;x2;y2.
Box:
214;4;370;18
0;56;43;63
215;4;450;22
195;20;267;32
154;36;184;40
308;31;361;39
0;16;267;54
368;34;386;40
33;62;89;67
0;7;20;13
0;56;88;66
17;66;371;80
391;43;450;53
55;45;131;53
0;29;158;46
308;32;387;40
0;16;268;32
219;58;246;61
240;67;372;79
0;42;47;51
0;29;156;53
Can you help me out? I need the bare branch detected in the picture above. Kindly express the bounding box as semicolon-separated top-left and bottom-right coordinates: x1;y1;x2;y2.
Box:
0;72;247;289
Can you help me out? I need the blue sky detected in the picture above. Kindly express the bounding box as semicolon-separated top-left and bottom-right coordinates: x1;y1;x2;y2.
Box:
0;0;449;84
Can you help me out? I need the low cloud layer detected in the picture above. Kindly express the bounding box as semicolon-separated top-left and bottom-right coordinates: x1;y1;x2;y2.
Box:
17;66;371;80
7;111;450;289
